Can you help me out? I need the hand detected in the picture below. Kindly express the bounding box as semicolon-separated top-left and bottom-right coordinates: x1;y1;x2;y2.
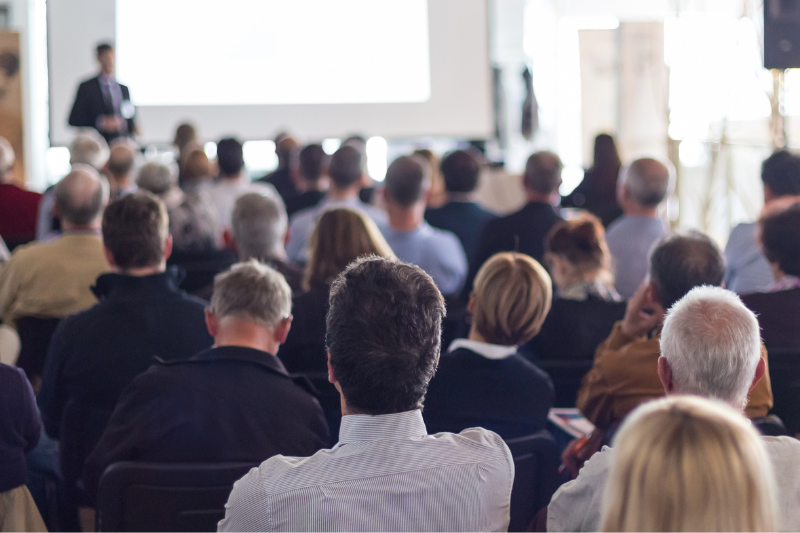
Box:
620;282;665;339
99;115;120;133
561;430;605;479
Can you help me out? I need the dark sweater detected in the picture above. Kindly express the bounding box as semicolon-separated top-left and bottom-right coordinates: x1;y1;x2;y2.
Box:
742;288;800;349
425;201;497;268
0;364;41;493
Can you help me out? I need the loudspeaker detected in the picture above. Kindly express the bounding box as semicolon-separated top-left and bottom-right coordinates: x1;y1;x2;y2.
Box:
765;0;800;69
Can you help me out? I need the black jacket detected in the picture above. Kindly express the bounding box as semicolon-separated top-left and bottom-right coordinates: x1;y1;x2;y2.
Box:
38;268;213;504
742;288;800;350
68;75;136;143
423;346;555;439
425;201;497;269
0;364;40;493
83;346;328;501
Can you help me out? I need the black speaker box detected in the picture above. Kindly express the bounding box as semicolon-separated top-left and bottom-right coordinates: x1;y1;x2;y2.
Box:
765;0;800;69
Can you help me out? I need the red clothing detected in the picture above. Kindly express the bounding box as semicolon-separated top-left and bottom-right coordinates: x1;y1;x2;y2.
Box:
0;184;42;244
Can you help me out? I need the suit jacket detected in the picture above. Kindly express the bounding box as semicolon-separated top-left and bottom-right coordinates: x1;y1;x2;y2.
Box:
425;201;497;269
68;75;135;143
82;346;328;501
423;345;555;439
741;288;800;350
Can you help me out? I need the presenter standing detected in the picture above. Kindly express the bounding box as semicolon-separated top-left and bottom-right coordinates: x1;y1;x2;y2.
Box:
68;43;136;143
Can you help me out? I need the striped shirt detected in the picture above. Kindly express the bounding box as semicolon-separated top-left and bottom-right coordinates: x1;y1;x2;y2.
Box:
218;410;514;532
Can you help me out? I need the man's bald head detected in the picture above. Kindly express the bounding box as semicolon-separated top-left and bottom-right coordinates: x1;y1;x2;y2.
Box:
107;142;136;180
621;158;672;208
55;165;108;227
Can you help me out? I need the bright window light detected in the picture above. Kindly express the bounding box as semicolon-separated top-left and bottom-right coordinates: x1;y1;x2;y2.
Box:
204;142;217;160
679;140;707;167
322;138;342;155
243;140;278;174
562;16;619;30
45;147;71;185
366;137;388;182
559;165;585;196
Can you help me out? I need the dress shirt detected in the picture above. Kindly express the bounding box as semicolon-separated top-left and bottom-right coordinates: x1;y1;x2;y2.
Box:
725;222;775;294
448;338;517;360
380;222;468;296
548;436;800;532
219;410;514;532
208;178;279;237
286;197;388;263
605;215;666;300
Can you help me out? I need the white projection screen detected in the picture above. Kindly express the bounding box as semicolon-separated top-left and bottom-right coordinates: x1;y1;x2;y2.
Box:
48;0;492;145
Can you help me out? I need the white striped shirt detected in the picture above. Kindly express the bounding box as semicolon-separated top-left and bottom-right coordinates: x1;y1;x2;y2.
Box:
218;410;514;532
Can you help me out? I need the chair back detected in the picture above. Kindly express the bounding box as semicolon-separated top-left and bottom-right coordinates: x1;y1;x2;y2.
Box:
533;359;595;408
15;316;61;382
167;249;238;297
96;461;257;532
505;430;560;533
765;347;800;437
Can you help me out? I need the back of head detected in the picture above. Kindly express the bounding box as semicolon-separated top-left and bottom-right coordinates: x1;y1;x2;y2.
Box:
182;149;211;183
54;166;108;226
69;131;110;171
216;137;244;178
211;260;291;329
593;134;621;171
136;161;177;196
649;231;725;309
297;144;328;183
0;136;15;182
602;396;776;532
759;198;800;277
102;192;168;270
276;136;298;167
761;150;800;198
660;286;762;408
440;150;480;194
546;212;610;276
305;208;395;289
328;145;364;189
384;155;430;208
327;256;446;414
622;158;671;207
524;151;563;195
231;193;287;261
472;252;552;345
106;142;136;179
174;123;197;149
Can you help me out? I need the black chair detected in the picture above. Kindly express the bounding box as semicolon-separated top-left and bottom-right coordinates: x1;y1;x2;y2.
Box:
96;462;257;532
167;249;238;299
505;430;561;533
765;348;800;437
15;316;61;385
531;359;594;408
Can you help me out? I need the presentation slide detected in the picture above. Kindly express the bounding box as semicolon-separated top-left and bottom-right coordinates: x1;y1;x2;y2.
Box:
116;0;431;106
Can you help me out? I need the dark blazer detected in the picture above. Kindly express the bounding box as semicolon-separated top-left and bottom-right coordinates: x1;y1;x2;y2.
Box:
742;288;800;349
279;283;330;375
82;346;328;501
68;75;135;143
285;190;326;218
260;167;297;204
423;346;555;439
425;201;497;268
0;364;41;493
38;268;213;505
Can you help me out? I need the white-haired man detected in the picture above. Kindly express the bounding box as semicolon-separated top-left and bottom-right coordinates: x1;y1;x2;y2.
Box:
548;285;800;532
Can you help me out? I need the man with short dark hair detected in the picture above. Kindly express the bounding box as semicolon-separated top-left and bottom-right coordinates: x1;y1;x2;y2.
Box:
425;149;496;268
39;192;213;523
284;143;328;217
83;261;328;501
381;155;467;296
220;257;514;532
286;145;387;263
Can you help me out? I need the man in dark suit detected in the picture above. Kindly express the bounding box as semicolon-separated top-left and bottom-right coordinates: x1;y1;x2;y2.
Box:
68;43;136;144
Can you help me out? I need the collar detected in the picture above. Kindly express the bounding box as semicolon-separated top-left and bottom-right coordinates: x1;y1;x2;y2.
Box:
61;229;102;237
338;409;428;444
157;345;288;375
91;266;186;300
559;279;621;302
448;338;517;360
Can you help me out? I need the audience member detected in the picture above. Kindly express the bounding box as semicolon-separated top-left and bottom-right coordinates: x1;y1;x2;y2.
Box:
135;160;184;209
228;193;303;293
169;149;221;252
173;122;199;180
726;150;800;294
424;149;497;268
550;286;800;531
424;252;554;438
220;257;514;532
262;133;299;202
286;145;387;263
601;396;776;532
605;157;671;299
83;261;328;501
413;148;446;207
0;167;110;329
572;233;772;455
208;137;278;237
0;363;46;532
741;198;800;349
105;140;138;200
38;192;213;525
562;134;623;226
0;136;41;248
284;143;328;217
471;151;563;293
381;155;467;296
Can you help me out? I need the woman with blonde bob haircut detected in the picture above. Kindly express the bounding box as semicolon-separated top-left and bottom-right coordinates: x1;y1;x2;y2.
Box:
423;252;555;439
601;395;777;532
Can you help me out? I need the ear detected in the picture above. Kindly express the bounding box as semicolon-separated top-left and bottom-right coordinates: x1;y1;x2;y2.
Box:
273;316;293;345
204;308;218;338
223;229;236;251
467;294;476;315
103;246;117;268
657;357;673;394
163;234;173;261
749;356;767;393
327;351;339;388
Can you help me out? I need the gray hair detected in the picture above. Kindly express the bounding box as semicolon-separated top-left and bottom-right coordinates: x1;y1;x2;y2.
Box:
55;165;109;225
136;161;177;195
0;136;15;180
69;130;109;171
231;193;287;261
210;260;292;328
660;286;762;410
621;158;673;207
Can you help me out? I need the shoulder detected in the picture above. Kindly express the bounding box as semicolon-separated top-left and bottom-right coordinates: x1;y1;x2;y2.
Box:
762;435;800;462
548;446;613;532
289;204;318;227
0;363;27;390
726;222;757;251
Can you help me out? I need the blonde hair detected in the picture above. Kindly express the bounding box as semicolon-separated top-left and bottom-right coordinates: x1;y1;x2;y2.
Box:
472;252;552;345
601;396;777;532
304;208;395;290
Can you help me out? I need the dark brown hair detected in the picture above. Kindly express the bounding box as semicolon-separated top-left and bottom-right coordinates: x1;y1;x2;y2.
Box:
546;212;610;275
759;198;800;277
102;192;168;269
